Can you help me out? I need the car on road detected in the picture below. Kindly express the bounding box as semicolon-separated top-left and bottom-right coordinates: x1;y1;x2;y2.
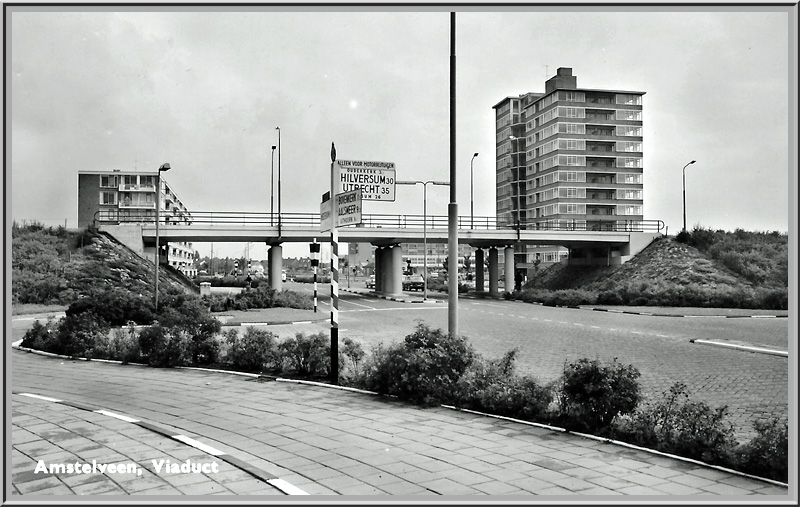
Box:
365;275;375;289
402;274;424;291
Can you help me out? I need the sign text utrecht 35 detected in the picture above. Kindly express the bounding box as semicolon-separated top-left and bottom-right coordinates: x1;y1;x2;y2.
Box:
336;160;395;201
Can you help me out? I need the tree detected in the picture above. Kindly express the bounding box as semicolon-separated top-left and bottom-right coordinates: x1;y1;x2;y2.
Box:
442;256;449;281
463;253;472;281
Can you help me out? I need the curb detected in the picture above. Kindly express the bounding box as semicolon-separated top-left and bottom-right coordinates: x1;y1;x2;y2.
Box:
11;392;308;495
689;339;789;357
341;288;445;304
237;319;327;327
584;306;789;319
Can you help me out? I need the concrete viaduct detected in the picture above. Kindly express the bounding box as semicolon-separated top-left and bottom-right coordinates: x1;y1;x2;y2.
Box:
97;212;663;298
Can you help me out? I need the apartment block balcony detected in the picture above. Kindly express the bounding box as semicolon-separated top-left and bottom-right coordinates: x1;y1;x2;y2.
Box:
118;183;156;192
585;126;616;137
119;199;156;209
587;205;616;216
586;191;616;201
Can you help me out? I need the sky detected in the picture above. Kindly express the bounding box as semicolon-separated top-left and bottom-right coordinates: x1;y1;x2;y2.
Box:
8;6;796;260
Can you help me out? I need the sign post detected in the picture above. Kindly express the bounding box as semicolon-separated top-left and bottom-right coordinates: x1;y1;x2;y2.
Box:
330;143;339;385
309;240;320;313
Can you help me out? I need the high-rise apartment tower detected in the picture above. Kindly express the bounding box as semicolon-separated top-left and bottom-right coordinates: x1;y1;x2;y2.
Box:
493;68;645;272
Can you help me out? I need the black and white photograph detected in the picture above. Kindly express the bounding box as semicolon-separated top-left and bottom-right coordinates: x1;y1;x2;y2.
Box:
6;3;796;502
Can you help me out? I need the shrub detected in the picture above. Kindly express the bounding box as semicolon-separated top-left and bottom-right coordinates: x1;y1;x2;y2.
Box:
20;317;60;352
614;382;737;466
224;327;280;372
67;288;155;326
278;332;337;377
454;349;552;421
342;337;366;377
733;418;788;482
358;323;476;405
107;324;142;364
556;358;641;433
138;325;190;367
56;312;110;360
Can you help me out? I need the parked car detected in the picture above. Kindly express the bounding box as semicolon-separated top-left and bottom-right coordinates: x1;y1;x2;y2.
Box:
402;274;424;291
365;275;375;289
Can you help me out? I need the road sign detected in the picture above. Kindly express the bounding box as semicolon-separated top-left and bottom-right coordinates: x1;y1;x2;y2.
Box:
335;188;362;227
336;160;396;201
320;198;332;233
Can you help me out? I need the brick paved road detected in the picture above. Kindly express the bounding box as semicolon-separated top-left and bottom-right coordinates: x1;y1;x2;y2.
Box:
270;288;791;443
11;350;789;498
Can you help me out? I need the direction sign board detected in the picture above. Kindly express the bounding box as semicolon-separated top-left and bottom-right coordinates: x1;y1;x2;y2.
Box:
320;194;332;233
335;188;362;227
336;160;396;201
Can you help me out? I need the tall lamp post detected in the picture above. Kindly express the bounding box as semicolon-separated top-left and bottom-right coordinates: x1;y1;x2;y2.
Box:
154;162;171;313
470;152;479;229
397;179;449;300
275;127;281;235
271;145;276;225
682;160;696;233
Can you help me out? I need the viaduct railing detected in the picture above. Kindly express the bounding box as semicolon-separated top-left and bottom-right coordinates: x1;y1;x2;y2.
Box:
94;210;665;233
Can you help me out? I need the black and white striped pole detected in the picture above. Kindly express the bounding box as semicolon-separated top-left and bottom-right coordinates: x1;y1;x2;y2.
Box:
309;240;320;313
330;142;339;385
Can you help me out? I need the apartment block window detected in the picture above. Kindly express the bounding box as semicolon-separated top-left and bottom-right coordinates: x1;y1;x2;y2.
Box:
616;126;642;137
140;176;155;187
619;205;643;215
619;173;643;184
100;175;118;188
616;94;642;106
559;107;585;118
560;139;585;151
566;187;578;198
565;171;578;182
618;157;643;168
616;110;642;121
560;91;585;102
616;141;642;152
123;175;137;186
560;155;585;166
99;191;117;205
621;189;643;199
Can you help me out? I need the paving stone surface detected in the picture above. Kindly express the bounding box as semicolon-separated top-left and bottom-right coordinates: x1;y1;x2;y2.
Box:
10;347;791;499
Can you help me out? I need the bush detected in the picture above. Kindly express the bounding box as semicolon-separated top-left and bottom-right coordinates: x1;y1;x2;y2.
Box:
20;317;60;352
614;382;737;466
107;325;142;364
274;290;313;310
138;325;190;367
556;358;641;433
224;327;279;372
358;323;476;405
342;337;366;378
55;312;110;360
278;332;337;377
67;288;155;326
733;418;788;482
454;349;552;421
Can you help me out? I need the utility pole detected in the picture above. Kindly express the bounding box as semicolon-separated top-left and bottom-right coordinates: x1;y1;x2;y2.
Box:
447;12;459;337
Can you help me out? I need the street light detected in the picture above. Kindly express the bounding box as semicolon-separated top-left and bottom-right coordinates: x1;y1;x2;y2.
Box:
275;127;281;235
154;162;171;313
682;160;697;234
470;152;479;229
271;145;276;225
397;179;449;300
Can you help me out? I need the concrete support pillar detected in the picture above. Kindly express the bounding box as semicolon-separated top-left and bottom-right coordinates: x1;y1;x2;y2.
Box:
504;246;514;294
382;247;392;295
389;245;403;297
475;248;485;292
374;247;383;293
488;247;499;295
268;244;283;291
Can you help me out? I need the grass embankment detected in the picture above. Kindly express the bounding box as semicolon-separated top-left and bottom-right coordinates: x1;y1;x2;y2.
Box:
515;227;788;310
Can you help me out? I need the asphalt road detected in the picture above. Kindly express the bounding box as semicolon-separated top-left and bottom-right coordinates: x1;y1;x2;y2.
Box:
284;281;790;442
